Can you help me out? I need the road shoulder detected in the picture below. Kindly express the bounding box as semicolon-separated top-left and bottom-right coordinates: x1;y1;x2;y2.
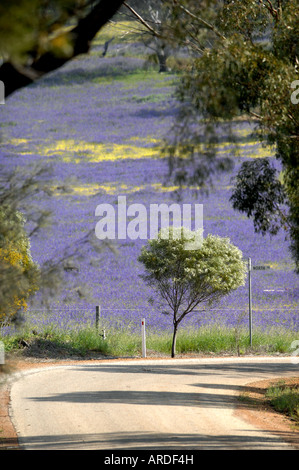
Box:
235;377;299;449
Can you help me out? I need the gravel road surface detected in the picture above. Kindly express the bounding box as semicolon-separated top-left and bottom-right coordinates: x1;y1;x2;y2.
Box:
9;356;298;450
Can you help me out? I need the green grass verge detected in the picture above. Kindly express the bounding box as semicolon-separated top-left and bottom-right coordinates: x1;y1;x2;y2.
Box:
1;324;297;359
266;380;299;424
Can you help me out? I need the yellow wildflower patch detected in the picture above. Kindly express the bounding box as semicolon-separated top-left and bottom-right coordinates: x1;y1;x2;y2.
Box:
5;135;275;163
52;181;185;197
0;247;23;266
40;139;161;162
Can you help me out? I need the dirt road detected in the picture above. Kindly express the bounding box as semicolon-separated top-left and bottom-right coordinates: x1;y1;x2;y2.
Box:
9;356;298;450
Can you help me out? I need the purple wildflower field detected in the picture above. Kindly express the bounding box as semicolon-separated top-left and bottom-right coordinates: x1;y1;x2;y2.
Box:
0;45;298;337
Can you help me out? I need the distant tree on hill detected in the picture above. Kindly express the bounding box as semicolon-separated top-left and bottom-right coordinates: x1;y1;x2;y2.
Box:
138;227;247;357
123;1;172;72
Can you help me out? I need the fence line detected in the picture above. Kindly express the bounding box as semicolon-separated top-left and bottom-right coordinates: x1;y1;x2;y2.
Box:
26;306;298;313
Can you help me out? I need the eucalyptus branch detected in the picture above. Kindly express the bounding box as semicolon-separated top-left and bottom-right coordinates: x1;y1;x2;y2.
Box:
123;2;163;38
287;111;299;128
172;0;226;40
249;110;263;120
258;0;280;21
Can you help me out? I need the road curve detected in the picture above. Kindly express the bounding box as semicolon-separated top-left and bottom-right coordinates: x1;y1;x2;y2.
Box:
9;356;298;450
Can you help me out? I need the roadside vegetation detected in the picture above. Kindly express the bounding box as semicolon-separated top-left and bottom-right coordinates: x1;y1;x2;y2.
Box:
1;323;297;359
266;380;299;426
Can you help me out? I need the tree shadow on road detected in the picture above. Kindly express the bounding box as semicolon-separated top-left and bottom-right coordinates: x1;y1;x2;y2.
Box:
17;429;294;450
70;360;298;378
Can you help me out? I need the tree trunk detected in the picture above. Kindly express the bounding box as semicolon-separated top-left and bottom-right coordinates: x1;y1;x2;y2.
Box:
171;322;178;358
157;52;168;73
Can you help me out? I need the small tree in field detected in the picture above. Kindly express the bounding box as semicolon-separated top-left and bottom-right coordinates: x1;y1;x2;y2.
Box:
138;227;247;357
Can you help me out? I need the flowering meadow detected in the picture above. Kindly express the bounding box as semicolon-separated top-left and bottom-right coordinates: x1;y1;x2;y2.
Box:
0;29;298;344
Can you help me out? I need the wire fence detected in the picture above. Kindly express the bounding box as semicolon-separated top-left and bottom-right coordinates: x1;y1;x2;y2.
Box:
0;302;296;336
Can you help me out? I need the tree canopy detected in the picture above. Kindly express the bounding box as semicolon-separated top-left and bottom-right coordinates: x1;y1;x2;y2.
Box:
138;227;247;357
0;0;125;97
118;1;298;271
152;0;299;272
